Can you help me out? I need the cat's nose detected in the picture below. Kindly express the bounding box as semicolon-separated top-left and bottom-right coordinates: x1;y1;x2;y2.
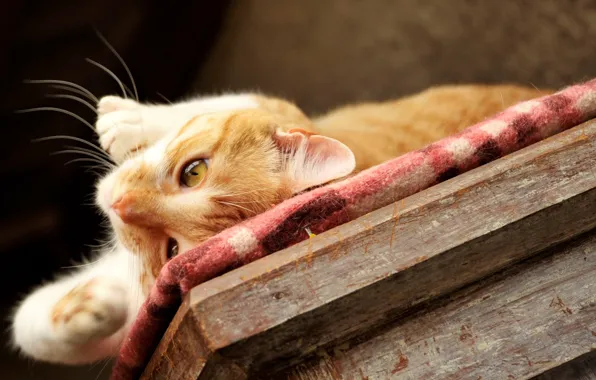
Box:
110;191;159;226
111;194;134;223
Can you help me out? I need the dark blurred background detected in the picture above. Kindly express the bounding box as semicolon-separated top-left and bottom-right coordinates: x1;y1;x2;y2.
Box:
1;1;596;379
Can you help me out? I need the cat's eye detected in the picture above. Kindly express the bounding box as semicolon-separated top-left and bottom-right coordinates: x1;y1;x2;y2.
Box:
167;238;179;259
180;159;208;188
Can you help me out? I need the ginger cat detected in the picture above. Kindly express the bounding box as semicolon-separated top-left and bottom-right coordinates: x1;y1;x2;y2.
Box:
12;84;550;365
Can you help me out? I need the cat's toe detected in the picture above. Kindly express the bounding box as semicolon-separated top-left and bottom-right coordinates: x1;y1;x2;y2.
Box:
53;278;128;343
97;111;148;163
97;96;138;115
95;109;142;135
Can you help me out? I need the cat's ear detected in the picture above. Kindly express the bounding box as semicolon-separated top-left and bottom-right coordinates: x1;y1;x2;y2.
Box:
274;128;356;193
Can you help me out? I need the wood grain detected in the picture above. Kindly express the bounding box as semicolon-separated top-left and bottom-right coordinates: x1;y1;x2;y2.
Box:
140;298;247;380
141;120;596;379
282;231;596;379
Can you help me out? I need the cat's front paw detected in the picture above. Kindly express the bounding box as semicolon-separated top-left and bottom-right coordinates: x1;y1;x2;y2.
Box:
96;96;149;163
97;95;139;115
51;277;128;343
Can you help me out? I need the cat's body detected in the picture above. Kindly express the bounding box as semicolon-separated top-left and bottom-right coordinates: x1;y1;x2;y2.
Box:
12;84;551;365
315;85;549;170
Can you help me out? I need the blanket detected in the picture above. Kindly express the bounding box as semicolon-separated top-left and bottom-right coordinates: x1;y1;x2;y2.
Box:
110;79;596;379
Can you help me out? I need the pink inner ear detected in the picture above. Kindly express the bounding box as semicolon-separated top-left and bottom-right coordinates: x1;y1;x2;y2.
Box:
305;134;355;162
287;127;317;137
273;129;309;152
274;128;356;192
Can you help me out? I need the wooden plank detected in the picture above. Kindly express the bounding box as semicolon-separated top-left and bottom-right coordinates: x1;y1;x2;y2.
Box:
140;298;247;380
141;120;596;379
282;230;596;380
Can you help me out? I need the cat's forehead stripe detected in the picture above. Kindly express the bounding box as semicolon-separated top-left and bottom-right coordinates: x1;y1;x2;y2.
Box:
209;113;237;153
170;112;230;145
162;113;238;175
174;114;203;139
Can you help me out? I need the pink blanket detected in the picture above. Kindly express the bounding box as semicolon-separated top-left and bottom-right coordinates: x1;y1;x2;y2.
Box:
110;79;596;379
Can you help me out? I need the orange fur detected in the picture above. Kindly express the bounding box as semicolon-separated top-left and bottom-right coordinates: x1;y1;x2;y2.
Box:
103;84;553;283
316;85;552;170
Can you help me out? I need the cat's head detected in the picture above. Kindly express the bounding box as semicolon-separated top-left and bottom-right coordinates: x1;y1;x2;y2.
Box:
96;109;355;290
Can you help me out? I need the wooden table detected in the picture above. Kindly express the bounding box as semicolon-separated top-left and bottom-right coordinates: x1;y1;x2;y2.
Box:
141;119;596;380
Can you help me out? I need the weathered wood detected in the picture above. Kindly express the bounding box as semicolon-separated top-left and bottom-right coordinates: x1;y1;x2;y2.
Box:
141;120;596;380
282;231;596;379
140;298;247;380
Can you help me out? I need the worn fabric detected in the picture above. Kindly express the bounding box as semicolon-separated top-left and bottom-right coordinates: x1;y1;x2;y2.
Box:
111;78;596;379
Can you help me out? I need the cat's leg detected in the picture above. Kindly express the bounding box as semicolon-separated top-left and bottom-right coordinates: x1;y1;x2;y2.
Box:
96;94;259;163
12;245;138;364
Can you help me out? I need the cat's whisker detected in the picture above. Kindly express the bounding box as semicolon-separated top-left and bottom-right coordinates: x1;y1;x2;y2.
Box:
86;238;117;250
64;157;114;169
61;261;99;269
70;160;113;172
49;84;98;103
66;163;110;173
46;94;98;115
85;58;134;99
63;144;114;163
156;92;173;104
70;158;112;174
95;30;139;101
17;107;96;134
85;171;108;179
53;149;115;168
214;189;260;198
215;199;263;204
34;135;108;158
121;138;148;161
87;358;104;371
83;169;105;178
24;79;99;103
215;200;255;214
93;357;112;380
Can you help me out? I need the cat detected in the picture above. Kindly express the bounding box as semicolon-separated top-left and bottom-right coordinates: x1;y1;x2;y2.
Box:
11;84;551;365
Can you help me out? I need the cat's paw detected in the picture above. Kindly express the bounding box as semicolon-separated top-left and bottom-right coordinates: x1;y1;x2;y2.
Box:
97;95;139;115
51;277;128;344
96;96;149;163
